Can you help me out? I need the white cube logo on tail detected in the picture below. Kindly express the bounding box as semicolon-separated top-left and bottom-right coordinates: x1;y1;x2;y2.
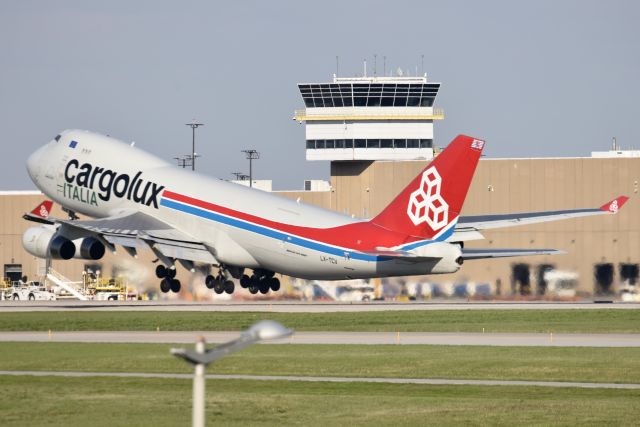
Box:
471;139;485;151
407;166;449;229
609;199;619;213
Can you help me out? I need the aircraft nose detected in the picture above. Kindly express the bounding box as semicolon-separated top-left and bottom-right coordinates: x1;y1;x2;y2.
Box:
27;144;47;182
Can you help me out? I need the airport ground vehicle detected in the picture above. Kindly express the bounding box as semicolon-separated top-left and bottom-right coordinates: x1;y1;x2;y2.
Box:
8;281;56;301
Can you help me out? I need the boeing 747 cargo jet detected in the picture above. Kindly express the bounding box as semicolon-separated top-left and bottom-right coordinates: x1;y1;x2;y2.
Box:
23;130;628;295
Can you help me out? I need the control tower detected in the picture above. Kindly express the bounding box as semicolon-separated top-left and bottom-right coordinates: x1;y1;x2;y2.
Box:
294;74;443;161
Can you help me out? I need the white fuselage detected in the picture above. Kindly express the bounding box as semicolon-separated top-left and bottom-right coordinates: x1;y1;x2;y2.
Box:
27;130;461;279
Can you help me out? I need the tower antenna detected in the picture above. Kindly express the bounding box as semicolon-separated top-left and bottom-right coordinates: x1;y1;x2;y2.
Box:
374;54;377;77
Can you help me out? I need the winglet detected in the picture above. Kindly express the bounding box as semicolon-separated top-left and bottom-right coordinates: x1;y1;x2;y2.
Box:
599;196;629;213
30;200;53;218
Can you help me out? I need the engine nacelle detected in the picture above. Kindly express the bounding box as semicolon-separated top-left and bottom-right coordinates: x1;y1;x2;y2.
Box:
22;227;104;260
75;237;105;260
410;242;463;274
22;226;75;260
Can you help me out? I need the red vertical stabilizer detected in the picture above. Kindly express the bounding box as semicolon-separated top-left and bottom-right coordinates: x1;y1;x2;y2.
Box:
371;135;484;239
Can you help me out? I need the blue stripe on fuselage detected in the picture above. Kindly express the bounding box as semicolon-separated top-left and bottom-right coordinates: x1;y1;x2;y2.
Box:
160;198;389;262
397;223;456;251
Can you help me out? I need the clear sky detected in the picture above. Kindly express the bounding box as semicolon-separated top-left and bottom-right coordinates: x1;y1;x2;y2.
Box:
1;0;639;190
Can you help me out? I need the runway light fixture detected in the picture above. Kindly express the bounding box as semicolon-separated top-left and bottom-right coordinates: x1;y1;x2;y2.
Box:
171;320;292;427
241;149;260;187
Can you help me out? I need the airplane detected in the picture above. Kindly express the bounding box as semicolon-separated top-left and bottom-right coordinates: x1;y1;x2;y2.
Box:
22;130;629;295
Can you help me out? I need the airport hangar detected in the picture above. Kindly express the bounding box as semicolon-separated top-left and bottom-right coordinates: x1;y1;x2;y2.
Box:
1;73;638;296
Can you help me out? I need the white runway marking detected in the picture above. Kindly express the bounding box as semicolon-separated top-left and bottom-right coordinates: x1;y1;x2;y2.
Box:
2;331;639;347
1;370;638;389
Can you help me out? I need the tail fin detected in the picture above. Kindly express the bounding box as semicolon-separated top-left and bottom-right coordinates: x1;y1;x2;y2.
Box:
31;200;53;218
371;135;484;239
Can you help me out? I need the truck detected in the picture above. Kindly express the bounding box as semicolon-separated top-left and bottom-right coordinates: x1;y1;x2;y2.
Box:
9;281;56;301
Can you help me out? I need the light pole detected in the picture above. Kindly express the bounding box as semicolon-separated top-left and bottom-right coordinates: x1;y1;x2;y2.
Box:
241;149;260;187
185;120;204;171
171;320;293;427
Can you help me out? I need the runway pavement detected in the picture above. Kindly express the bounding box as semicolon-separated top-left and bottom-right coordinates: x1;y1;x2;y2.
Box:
1;370;638;389
2;330;639;346
1;300;638;312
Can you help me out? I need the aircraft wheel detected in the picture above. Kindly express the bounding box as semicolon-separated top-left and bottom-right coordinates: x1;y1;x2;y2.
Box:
29;293;36;301
155;265;167;278
160;279;171;293
213;279;225;294
205;275;215;289
268;277;280;292
224;280;235;294
167;268;177;279
248;284;259;294
258;279;270;294
240;275;251;288
170;279;181;293
12;294;19;300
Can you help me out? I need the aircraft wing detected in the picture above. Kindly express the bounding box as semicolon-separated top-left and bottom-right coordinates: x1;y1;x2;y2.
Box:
461;248;563;260
25;208;217;265
457;196;629;232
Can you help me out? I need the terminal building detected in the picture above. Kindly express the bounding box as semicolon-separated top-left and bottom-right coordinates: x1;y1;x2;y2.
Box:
1;71;638;298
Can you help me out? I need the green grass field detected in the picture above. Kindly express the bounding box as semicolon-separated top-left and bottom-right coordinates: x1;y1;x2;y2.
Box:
2;375;639;426
3;308;639;426
1;309;639;332
3;342;640;384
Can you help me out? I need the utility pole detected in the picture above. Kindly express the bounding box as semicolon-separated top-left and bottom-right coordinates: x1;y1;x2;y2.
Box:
185;120;204;171
241;149;260;188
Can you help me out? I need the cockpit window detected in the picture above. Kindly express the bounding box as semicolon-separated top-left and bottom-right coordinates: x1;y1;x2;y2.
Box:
54;135;61;142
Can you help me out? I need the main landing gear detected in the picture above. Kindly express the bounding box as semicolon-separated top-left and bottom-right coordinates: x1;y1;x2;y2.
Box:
156;264;181;293
239;270;280;295
205;273;235;295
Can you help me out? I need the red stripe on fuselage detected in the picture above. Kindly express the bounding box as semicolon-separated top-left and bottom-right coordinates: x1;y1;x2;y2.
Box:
162;190;422;251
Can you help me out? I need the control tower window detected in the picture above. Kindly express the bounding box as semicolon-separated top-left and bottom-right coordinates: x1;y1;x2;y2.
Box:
306;141;315;149
381;97;394;107
420;97;434;107
407;97;420;107
420;139;433;148
344;139;354;148
355;139;366;148
394;139;406;148
394;96;407;107
367;94;381;107
381;139;393;148
407;139;419;148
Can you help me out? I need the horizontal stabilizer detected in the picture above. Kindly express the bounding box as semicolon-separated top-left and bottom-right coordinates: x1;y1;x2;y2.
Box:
462;248;564;260
458;195;629;232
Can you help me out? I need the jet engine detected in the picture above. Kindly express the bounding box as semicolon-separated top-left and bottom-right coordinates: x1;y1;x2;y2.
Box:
22;226;105;260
